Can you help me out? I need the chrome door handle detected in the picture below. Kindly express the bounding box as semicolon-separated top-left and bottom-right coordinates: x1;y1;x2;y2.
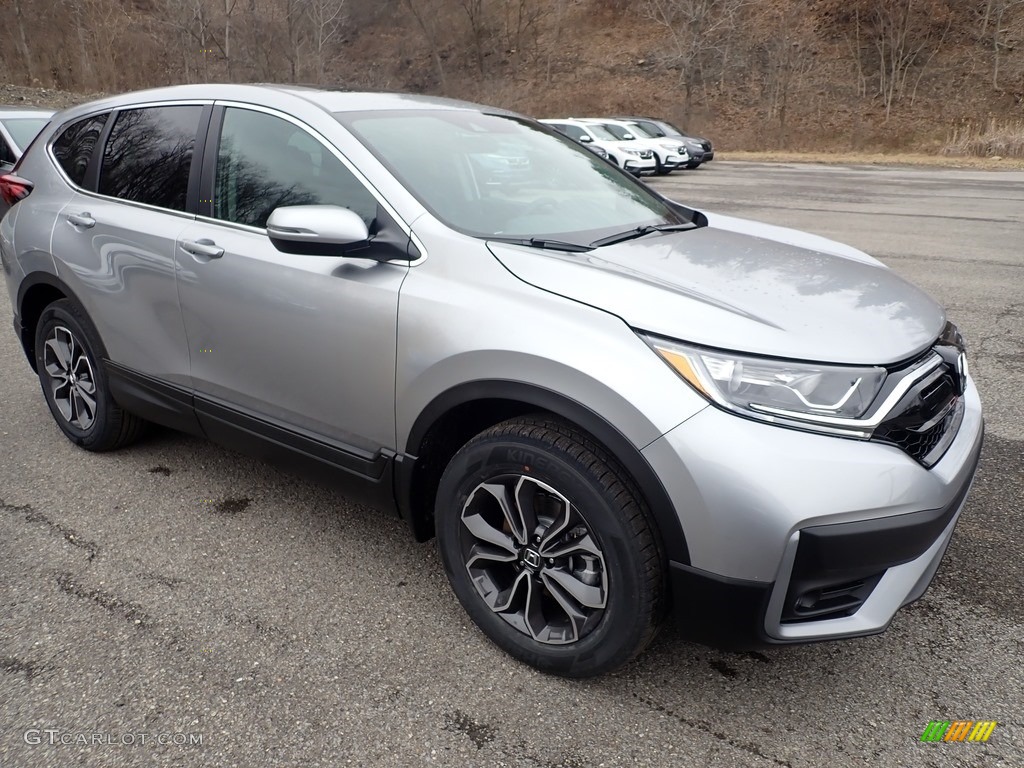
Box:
180;239;224;259
66;212;96;229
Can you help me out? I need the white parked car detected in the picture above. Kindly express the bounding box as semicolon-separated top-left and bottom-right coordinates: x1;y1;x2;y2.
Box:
540;119;657;176
579;118;690;175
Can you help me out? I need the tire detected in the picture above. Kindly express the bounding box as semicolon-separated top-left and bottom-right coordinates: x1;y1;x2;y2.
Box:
686;161;701;170
34;299;145;451
654;156;671;175
435;415;664;677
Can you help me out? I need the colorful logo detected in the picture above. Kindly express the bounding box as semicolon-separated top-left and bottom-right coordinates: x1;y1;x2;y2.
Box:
920;721;997;742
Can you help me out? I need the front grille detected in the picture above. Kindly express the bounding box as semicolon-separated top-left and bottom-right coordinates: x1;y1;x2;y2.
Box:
872;362;963;467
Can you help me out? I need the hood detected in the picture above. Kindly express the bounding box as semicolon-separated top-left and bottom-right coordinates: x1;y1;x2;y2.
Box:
488;224;945;365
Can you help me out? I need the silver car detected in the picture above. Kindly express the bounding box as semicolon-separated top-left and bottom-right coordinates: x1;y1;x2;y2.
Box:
0;85;983;677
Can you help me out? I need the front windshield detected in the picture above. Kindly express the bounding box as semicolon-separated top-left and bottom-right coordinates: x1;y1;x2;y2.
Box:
339;110;684;244
2;118;49;151
602;123;633;141
626;123;656;139
585;123;617;141
638;122;666;138
661;121;687;137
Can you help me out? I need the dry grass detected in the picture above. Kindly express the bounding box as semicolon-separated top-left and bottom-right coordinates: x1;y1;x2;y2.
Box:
942;118;1024;159
722;150;1024;170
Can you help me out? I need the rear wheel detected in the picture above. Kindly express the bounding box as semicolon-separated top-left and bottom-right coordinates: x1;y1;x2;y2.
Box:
435;415;664;677
34;299;145;451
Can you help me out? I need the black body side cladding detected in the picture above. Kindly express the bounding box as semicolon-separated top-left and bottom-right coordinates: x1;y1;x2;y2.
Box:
403;379;691;564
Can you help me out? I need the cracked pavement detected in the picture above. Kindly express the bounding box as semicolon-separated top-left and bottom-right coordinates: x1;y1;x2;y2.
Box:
1;161;1022;767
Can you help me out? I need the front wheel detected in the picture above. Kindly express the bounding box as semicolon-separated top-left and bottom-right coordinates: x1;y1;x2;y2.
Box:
435;416;664;677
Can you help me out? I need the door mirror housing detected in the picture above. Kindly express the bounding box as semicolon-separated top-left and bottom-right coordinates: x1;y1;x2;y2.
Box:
266;204;417;262
577;134;593;143
266;205;370;251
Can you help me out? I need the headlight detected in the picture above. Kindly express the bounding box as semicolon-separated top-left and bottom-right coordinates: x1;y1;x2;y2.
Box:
659;142;682;150
622;148;642;156
641;334;887;436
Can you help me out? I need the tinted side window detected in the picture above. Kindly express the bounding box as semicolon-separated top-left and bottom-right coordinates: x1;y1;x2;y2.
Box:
215;108;377;229
637;121;664;137
52;113;109;187
563;125;587;142
99;106;202;211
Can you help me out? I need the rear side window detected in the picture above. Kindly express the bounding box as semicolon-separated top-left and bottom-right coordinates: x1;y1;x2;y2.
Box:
214;107;377;229
99;106;202;211
52;113;109;187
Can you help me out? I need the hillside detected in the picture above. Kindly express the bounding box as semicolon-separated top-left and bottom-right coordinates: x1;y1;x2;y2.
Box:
1;0;1022;154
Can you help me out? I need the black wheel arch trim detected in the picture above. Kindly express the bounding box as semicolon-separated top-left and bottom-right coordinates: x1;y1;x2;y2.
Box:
15;271;94;370
400;379;691;564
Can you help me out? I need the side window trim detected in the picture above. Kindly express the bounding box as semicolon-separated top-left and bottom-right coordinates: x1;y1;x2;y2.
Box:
197;105;225;220
186;104;214;216
83;110;116;192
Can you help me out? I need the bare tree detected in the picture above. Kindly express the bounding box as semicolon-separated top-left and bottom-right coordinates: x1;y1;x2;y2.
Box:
545;0;570;83
748;0;817;146
400;0;448;91
987;0;1024;88
818;0;956;121
500;0;543;59
12;0;35;83
456;0;488;75
306;0;348;83
641;0;748;114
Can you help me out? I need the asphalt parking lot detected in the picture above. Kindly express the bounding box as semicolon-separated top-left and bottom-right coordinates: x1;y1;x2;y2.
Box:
1;161;1022;767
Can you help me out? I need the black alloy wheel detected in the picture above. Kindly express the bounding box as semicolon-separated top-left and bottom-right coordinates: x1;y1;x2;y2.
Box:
436;416;664;677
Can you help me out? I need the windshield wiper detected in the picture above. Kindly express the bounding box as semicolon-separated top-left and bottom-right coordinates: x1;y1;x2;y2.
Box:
589;223;697;248
488;236;592;253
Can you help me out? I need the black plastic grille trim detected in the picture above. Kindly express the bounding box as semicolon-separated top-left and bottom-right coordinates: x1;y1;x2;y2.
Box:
872;363;962;467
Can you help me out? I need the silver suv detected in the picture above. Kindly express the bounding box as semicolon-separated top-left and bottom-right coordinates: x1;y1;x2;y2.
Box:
0;85;984;677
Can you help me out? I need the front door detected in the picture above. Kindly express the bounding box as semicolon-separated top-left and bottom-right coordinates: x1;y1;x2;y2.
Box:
174;105;407;464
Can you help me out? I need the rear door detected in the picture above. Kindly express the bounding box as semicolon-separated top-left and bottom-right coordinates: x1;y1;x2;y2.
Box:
48;104;209;392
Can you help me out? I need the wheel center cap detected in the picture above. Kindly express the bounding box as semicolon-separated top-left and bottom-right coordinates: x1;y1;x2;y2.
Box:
69;373;77;384
522;547;542;571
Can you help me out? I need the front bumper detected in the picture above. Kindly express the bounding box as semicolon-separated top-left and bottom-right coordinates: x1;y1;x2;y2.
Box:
661;151;690;169
623;157;657;175
642;378;984;648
